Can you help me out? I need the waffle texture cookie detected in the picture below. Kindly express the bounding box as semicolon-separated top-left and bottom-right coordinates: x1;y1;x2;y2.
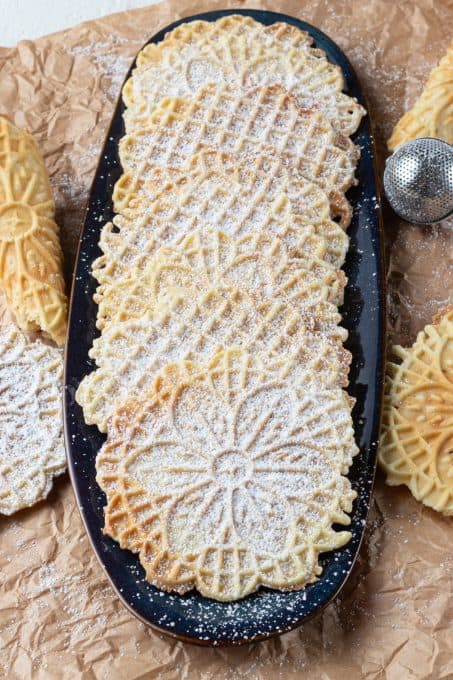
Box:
165;14;314;50
96;348;357;601
92;151;346;325
0;325;65;515
77;286;350;432
0;118;68;346
94;213;347;308
388;40;453;150
379;308;453;515
112;150;333;230
94;228;345;332
123;15;365;136
120;84;359;224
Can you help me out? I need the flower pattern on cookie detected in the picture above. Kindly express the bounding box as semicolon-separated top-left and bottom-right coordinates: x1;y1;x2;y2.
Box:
97;349;357;600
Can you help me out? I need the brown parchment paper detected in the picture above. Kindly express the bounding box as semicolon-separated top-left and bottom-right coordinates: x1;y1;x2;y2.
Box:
0;1;452;678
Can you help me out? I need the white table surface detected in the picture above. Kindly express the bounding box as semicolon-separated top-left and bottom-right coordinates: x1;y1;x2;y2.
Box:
0;0;160;46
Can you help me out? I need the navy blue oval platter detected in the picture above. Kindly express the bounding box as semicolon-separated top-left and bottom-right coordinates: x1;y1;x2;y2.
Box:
64;9;386;646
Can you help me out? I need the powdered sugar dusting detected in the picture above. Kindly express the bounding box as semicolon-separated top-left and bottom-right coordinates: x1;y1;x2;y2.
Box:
97;349;357;601
70;35;133;101
126;24;364;135
0;325;65;515
78;286;350;432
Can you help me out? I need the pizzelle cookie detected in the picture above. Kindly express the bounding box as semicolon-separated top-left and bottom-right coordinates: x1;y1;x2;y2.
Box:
76;286;350;432
96;348;357;601
94;227;345;333
388;40;453;150
0;324;65;515
123;16;365;135
379;308;453;515
112;150;333;230
120;84;359;224
165;14;314;50
92;151;347;330
94;206;347;302
92;150;344;311
0;118;68;346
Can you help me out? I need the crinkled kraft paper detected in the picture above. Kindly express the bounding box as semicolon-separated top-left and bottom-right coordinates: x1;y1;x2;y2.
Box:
0;1;452;678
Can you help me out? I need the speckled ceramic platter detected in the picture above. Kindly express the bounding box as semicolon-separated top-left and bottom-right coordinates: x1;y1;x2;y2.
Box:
64;9;386;646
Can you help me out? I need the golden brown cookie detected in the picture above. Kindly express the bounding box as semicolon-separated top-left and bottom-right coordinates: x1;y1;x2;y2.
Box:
388;40;453;150
0;117;68;346
379;308;453;514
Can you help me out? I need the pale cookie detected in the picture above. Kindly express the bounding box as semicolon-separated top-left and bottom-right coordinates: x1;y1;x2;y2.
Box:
96;347;357;601
388;40;453;150
94;227;346;334
0;324;65;515
92;151;347;331
379;308;453;515
124;17;365;135
93;210;348;305
76;287;350;433
0;118;68;346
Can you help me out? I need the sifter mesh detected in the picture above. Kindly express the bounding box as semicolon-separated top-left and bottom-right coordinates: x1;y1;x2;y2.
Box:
383;137;453;224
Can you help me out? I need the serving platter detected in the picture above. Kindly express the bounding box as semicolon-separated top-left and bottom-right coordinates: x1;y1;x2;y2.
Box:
64;9;386;646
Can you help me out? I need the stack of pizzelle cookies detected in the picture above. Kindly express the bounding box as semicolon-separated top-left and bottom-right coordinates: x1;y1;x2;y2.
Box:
0;117;67;515
77;15;366;601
